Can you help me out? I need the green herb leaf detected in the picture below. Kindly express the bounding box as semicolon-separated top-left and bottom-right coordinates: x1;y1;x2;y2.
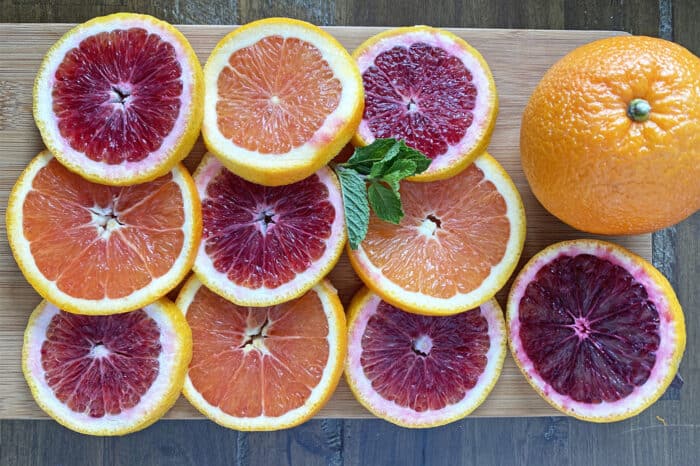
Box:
333;138;432;249
337;168;369;250
382;158;417;185
382;171;403;194
368;182;403;224
396;141;431;174
369;140;402;178
345;138;397;175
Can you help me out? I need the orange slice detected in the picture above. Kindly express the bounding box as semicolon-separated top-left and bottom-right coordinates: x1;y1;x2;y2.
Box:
349;152;526;315
508;240;686;422
177;276;346;431
23;298;191;435
6;150;201;315
33;13;203;186
353;26;498;182
202;18;364;186
345;288;506;427
192;153;346;307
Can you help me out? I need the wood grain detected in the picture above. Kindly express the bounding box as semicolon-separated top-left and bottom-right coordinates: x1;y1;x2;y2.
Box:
0;24;650;421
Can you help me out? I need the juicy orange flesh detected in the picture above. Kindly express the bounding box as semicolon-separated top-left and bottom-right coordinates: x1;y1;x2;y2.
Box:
216;35;342;154
361;301;489;411
362;163;510;298
41;309;161;417
23;159;185;300
187;285;330;418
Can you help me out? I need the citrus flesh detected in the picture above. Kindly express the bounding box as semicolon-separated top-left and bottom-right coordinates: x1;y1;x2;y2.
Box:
349;152;525;315
6;151;201;315
203;18;363;186
353;26;498;181
520;36;700;234
23;298;191;435
193;153;345;307
345;288;506;427
507;239;686;422
33;13;203;186
178;277;346;430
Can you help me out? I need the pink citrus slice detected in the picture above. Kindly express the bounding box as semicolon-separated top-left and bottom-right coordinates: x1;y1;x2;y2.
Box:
345;288;506;427
6;151;201;315
22;298;191;435
33;13;203;186
507;239;686;422
192;153;345;306
353;26;498;181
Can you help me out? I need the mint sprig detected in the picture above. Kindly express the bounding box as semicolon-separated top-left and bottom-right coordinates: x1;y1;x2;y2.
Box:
333;138;432;250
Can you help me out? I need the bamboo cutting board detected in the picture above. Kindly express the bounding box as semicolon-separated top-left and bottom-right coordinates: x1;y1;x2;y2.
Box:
0;25;649;419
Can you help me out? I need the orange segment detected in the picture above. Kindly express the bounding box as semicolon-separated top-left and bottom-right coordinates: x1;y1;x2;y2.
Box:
23;160;182;300
362;163;510;298
217;36;341;154
202;18;364;186
179;276;346;431
185;282;329;417
349;152;526;316
117;227;185;277
6;151;201;315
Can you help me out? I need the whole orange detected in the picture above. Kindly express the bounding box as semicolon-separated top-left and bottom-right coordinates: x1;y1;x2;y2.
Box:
520;36;700;235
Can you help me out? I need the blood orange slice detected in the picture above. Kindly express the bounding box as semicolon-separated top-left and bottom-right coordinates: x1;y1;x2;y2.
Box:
177;276;346;431
349;152;525;315
507;240;686;422
33;13;203;186
345;288;506;428
6;151;201;315
192;153;345;307
202;18;364;186
353;26;498;182
22;298;191;436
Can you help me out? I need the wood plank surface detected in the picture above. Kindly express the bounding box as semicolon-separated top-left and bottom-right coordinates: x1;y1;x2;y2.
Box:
0;24;649;420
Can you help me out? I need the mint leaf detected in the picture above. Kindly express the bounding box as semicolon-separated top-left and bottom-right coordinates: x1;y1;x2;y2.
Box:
382;158;417;183
383;171;403;193
368;182;403;224
396;141;431;174
346;138;396;175
333;138;433;249
369;140;402;178
337;168;369;250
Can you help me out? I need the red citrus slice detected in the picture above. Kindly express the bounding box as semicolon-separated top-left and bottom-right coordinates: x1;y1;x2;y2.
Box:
353;26;498;181
6;151;201;315
348;152;525;315
22;298;191;435
192;153;345;306
177;276;346;431
507;240;686;422
345;288;506;427
33;13;203;185
203;18;363;186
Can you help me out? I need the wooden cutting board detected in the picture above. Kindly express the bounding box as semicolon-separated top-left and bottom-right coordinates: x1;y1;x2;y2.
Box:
0;25;648;419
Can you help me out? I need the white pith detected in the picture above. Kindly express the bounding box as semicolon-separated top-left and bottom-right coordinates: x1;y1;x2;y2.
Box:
178;277;344;430
192;153;346;306
507;240;685;420
23;300;187;434
355;28;496;175
7;151;199;314
346;293;506;427
203;20;362;170
350;153;525;314
34;14;198;182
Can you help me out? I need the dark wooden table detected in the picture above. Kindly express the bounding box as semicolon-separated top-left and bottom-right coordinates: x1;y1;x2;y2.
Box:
1;1;698;465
